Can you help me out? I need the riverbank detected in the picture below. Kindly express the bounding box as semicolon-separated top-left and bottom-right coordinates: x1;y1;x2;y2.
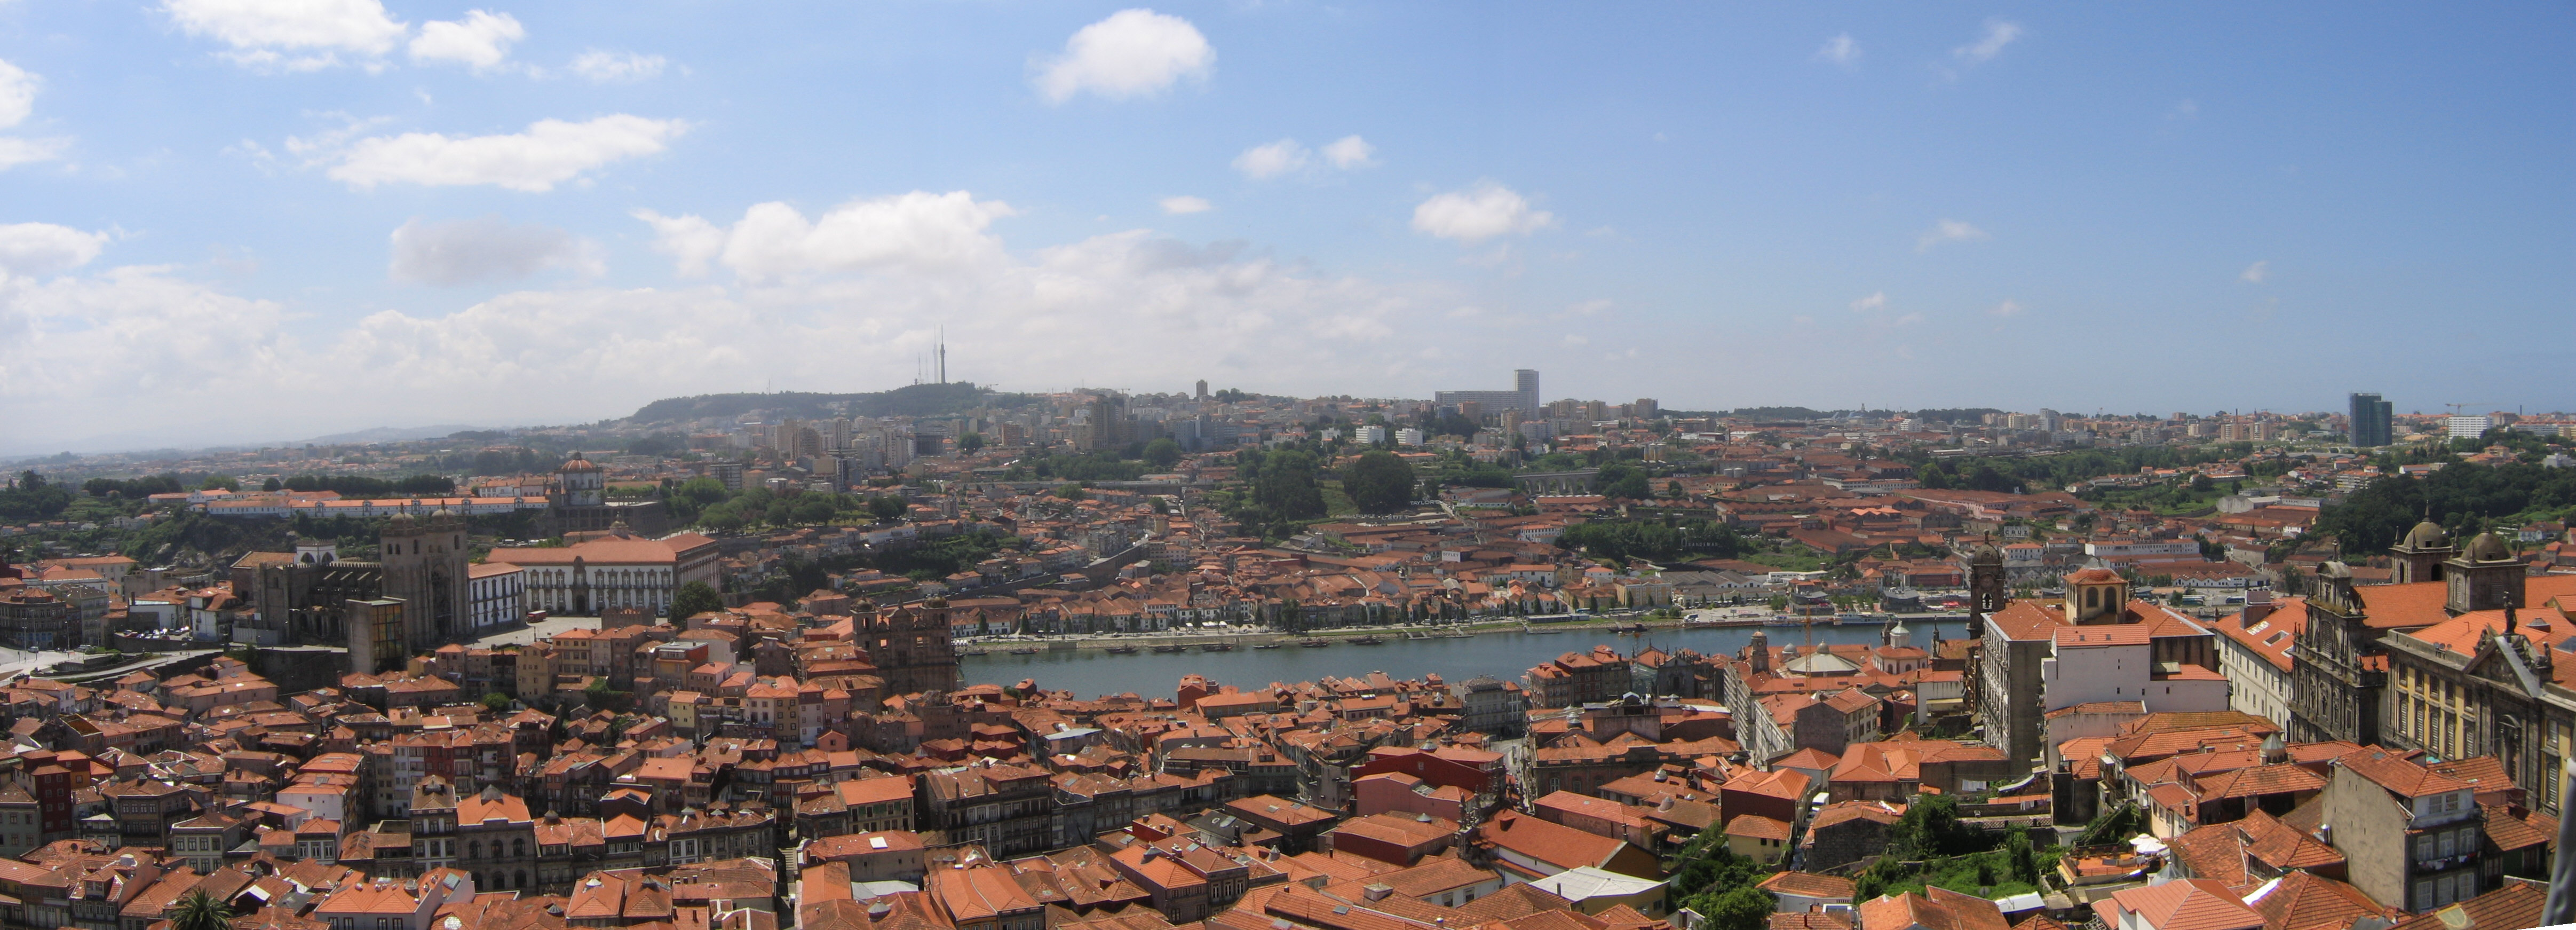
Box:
957;608;1972;653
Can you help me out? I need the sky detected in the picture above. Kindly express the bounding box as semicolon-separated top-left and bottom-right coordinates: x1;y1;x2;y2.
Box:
1;2;2570;453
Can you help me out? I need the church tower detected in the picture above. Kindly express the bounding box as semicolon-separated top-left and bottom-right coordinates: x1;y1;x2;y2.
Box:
559;455;605;508
2064;565;2128;625
2445;531;2526;615
378;509;470;650
1966;540;2007;625
2391;519;2454;585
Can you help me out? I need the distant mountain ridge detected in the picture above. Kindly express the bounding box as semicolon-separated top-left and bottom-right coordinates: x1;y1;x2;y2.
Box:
625;382;1027;424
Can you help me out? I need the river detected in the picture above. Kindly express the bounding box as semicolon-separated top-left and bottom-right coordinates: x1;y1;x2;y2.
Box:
958;620;1973;699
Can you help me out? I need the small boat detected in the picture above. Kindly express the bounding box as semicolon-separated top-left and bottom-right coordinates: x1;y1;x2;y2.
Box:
959;648;990;657
1300;639;1332;648
1201;643;1235;652
1102;645;1139;655
1351;636;1385;645
1152;644;1187;653
1609;623;1650;634
1251;643;1284;650
1007;648;1039;655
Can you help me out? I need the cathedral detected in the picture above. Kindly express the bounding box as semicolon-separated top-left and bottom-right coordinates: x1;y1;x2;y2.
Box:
862;600;963;696
237;509;473;673
543;455;670;537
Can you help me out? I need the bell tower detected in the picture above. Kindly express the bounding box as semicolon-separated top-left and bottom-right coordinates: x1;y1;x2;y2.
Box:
1966;539;2007;624
2445;531;2525;615
2390;518;2454;585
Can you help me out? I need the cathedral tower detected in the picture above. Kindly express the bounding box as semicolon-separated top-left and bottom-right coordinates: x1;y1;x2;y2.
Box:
379;509;470;650
2390;519;2454;585
1966;540;2007;625
2445;531;2525;615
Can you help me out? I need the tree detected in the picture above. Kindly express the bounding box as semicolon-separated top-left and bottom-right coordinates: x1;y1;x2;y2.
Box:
1141;438;1182;469
169;889;233;930
261;477;283;492
1253;450;1326;520
480;692;513;714
2006;829;2040;885
1597;462;1652;500
1699;886;1774;930
671;581;723;621
1344;451;1417;514
868;494;909;523
1055;485;1089;501
958;432;986;453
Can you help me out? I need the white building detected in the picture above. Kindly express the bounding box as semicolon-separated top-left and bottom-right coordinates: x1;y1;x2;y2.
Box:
487;530;719;617
2447;415;2492;439
2209;594;2298;728
2039;624;2232;754
466;563;525;630
1356;424;1389;445
1396;428;1424;446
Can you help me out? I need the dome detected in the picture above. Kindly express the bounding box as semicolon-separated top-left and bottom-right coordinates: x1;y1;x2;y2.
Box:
560;456;601;473
2403;520;2450;549
1970;543;2005;565
2464;531;2512;563
1784;650;1861;676
386;513;417;529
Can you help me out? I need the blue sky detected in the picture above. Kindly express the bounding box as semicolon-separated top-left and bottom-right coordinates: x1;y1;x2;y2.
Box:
1;2;2569;451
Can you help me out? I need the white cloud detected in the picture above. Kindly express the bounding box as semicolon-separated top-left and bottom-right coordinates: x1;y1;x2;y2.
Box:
163;0;409;70
1815;34;1860;66
1916;218;1988;251
569;50;667;83
1158;196;1212;215
2240;260;2269;283
1232;139;1307;179
409;10;525;71
0;138;69;170
1321;135;1375;169
1849;291;1885;312
321;115;689;192
0;223;109;277
0;59;67;170
1314;314;1391;341
1892;311;1924;326
636;191;1016;281
1989;299;2023;317
1411;183;1556;243
0;266;297;420
1562;334;1589;346
1032;9;1213;103
0;58;36;129
389;216;600;286
1953;19;2023;64
1569;298;1611;317
629;210;724;278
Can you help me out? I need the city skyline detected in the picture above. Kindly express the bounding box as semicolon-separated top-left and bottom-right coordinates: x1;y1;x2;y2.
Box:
3;3;2569;451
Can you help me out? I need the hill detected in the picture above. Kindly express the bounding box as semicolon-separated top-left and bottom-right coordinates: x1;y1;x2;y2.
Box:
626;383;1028;424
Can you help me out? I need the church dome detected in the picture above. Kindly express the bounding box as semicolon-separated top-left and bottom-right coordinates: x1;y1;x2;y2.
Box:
1784;649;1861;676
2403;520;2450;549
560;456;601;473
2464;531;2512;563
1970;542;2005;565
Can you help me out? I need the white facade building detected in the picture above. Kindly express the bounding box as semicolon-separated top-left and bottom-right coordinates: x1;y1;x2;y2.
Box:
487;530;719;617
466;563;525;629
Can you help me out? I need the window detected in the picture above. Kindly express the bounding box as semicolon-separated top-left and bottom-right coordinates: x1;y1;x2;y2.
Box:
2416;881;2433;906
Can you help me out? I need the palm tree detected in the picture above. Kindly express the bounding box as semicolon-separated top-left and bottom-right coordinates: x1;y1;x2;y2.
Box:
169;889;233;930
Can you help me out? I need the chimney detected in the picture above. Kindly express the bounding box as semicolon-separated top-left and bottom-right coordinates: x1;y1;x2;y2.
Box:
1363;884;1394;902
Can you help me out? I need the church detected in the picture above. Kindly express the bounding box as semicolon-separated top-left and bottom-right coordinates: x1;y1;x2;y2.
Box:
236;508;473;673
542;455;670;537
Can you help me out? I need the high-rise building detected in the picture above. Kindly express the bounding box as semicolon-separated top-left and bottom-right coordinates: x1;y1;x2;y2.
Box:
1195;380;1209;401
2349;392;2393;446
2447;415;2492;440
1436;369;1541;413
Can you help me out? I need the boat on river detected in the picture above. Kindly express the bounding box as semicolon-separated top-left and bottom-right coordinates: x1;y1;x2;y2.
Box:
1351;635;1386;645
1300;639;1331;648
1102;645;1139;655
1201;643;1235;652
1151;644;1187;653
1251;642;1283;650
1007;648;1039;655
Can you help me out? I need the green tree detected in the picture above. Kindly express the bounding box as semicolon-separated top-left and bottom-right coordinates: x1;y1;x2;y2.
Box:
1055;485;1089;501
676;477;730;506
868;494;909;523
1254;450;1327;519
261;477;283;492
1141;438;1182;469
2006;829;2040;885
480;692;513;714
1344;451;1418;514
169;889;233;930
1699;886;1774;930
1596;462;1652;500
958;432;986;453
670;581;723;620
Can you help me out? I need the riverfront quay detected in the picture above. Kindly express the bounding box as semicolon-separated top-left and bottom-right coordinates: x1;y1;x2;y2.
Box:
959;618;1973;699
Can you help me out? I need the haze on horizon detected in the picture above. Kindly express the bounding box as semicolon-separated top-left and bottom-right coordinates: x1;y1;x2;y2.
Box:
2;2;2569;454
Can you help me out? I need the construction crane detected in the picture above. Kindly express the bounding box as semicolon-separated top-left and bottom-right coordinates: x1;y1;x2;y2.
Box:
2444;403;2493;416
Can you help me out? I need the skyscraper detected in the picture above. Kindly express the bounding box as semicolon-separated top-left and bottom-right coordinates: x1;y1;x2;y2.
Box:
2349;392;2393;446
1437;369;1542;414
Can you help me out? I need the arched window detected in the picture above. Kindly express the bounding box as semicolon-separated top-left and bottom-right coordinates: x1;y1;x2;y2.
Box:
513;838;526;857
469;840;481;859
